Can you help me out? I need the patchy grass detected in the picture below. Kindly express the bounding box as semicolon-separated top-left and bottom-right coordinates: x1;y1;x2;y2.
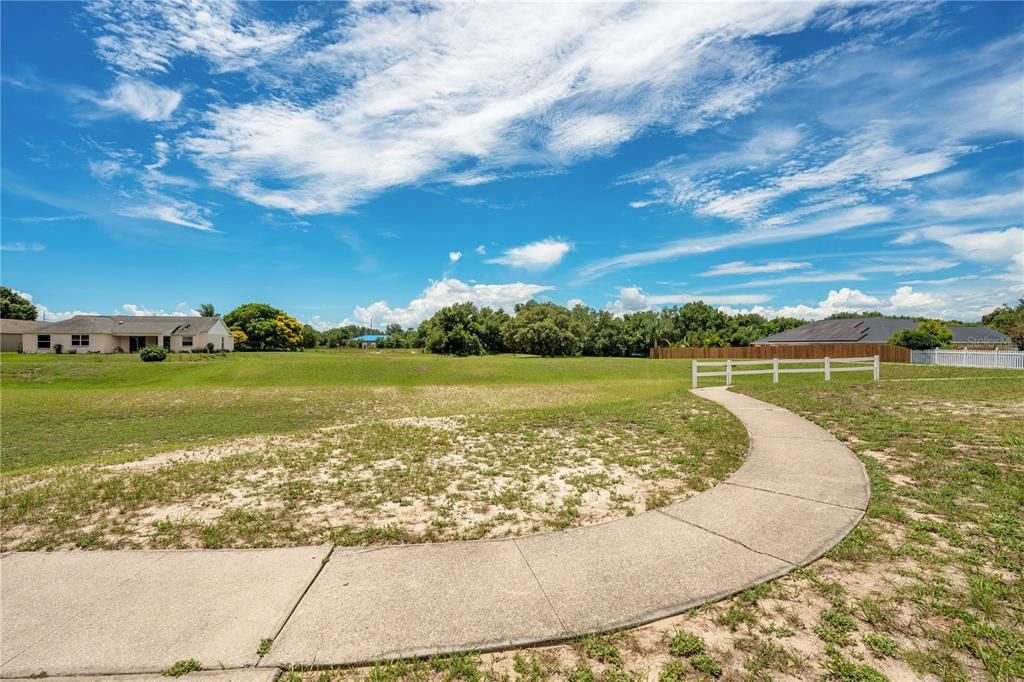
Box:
1;352;745;549
286;364;1021;682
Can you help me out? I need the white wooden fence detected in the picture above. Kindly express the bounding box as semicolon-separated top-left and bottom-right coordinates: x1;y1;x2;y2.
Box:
910;348;1024;370
692;356;879;389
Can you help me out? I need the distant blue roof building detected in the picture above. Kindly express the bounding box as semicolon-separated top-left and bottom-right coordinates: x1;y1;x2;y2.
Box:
353;334;387;342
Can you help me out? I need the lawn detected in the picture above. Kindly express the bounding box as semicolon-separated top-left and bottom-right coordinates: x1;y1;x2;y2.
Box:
3;352;1021;680
280;364;1021;682
0;350;746;550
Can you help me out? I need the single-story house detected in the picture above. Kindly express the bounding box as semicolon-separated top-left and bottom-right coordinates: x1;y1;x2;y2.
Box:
753;317;1011;348
1;319;47;352
353;334;387;349
18;315;235;354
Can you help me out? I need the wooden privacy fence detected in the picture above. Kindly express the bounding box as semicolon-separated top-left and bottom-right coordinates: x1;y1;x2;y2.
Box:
693;356;880;389
651;343;909;363
911;348;1024;370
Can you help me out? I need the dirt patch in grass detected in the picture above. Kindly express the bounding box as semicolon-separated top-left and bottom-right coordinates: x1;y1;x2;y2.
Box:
0;388;746;550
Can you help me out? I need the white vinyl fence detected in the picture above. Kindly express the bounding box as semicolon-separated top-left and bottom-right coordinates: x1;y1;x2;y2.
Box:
910;348;1024;369
693;356;879;389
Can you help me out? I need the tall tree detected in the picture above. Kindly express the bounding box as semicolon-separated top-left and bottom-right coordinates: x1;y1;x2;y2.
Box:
223;303;304;351
0;286;37;320
198;303;217;317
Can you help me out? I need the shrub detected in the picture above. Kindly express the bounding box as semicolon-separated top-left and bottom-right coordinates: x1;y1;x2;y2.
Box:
113;346;124;354
888;328;941;350
54;343;63;354
206;341;215;353
140;345;168;362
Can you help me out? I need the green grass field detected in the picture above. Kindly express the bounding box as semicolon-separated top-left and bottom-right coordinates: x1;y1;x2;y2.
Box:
2;351;1022;680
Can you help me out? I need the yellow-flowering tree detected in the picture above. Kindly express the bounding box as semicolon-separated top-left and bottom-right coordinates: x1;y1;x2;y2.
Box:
224;303;305;351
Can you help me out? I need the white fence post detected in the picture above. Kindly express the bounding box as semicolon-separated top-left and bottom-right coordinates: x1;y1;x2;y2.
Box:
726;359;733;386
824;356;831;381
692;360;698;389
772;358;779;384
873;355;880;381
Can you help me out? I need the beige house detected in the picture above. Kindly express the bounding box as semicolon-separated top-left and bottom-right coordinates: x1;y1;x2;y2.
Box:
1;319;47;352
19;315;235;354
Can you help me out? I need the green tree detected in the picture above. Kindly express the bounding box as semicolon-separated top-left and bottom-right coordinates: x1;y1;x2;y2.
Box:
1;286;37;320
223;303;304;351
982;299;1024;349
503;301;581;356
198;303;217;317
889;328;942;350
300;324;319;349
917;319;952;346
420;303;486;356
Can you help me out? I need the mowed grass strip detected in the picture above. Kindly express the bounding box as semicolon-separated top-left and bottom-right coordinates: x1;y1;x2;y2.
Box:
0;352;746;550
1;351;688;472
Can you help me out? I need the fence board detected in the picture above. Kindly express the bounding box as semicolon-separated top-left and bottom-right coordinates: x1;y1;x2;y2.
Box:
651;343;909;363
910;349;1024;369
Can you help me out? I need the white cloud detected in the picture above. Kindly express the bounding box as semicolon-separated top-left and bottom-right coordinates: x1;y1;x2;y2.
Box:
11;289;99;322
605;286;772;316
700;260;811;277
579;205;892;281
162;2;830;213
120;302;200;317
448;251;462;263
351;277;554;328
566;298;585;309
887;286;943;310
1;242;46;252
94;80;182;121
474;245;487;255
487;238;572;270
718;287;880;320
115;196;215;232
86;0;317;75
917;226;1024;264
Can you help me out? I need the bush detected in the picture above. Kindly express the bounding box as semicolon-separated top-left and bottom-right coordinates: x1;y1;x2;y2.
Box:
113;346;124;354
206;341;215;353
53;343;63;354
139;345;168;362
888;328;942;350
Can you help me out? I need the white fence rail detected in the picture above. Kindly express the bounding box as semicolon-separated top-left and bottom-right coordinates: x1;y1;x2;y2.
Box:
692;356;879;389
910;348;1024;369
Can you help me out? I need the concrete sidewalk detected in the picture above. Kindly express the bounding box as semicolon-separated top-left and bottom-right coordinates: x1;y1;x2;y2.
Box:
1;387;869;677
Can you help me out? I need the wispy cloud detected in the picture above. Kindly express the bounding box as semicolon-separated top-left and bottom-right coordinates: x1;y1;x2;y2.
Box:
578;205;892;281
700;260;811;277
85;79;182;121
605;286;772;316
1;242;46;252
486;238;572;270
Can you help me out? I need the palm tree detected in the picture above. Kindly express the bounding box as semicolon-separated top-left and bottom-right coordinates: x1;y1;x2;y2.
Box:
198;303;216;317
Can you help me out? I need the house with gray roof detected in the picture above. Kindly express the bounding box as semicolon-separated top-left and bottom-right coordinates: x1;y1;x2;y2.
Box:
0;318;48;352
17;315;234;354
753;317;1011;348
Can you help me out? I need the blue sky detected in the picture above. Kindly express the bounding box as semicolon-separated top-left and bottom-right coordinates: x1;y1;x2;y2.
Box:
2;1;1022;329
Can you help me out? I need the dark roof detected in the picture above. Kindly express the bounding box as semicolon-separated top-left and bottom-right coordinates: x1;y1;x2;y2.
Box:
25;315;223;335
754;318;915;344
950;325;1010;344
754;317;1011;345
0;319;48;334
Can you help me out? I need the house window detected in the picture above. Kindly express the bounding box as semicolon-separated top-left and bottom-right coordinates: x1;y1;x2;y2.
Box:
182;336;194;347
71;334;90;347
37;334;51;349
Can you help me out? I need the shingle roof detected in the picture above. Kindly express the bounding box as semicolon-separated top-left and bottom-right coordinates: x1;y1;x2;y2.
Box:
754;318;915;344
25;315;222;335
754;317;1011;345
0;319;49;334
950;325;1011;344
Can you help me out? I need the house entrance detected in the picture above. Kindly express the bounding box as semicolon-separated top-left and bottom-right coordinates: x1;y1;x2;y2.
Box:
129;336;147;352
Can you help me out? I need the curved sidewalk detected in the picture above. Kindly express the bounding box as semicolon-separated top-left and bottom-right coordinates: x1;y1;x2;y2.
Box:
0;387;869;677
